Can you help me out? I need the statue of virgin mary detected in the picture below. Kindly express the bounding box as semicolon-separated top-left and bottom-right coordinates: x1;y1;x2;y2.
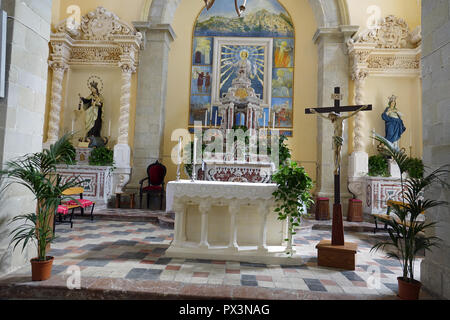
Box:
382;95;406;146
78;79;104;141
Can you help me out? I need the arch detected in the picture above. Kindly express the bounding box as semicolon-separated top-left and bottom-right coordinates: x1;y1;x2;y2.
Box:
145;0;348;29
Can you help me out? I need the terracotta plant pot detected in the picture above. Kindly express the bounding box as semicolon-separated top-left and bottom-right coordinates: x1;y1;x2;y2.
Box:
31;256;54;281
397;277;422;300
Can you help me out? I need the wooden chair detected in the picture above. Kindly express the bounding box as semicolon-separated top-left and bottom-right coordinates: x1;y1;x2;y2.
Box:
139;161;167;210
53;187;95;232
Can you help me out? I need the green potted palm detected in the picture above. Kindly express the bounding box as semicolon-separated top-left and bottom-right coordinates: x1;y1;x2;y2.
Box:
0;135;82;281
371;133;449;299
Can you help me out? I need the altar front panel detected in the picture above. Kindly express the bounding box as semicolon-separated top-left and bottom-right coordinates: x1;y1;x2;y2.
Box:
165;180;302;265
184;204;284;246
56;165;113;209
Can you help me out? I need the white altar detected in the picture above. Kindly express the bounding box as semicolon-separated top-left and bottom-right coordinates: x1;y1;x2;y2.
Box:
164;180;303;264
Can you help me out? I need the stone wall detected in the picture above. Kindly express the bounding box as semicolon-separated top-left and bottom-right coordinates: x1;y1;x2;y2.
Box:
0;0;52;277
420;0;450;299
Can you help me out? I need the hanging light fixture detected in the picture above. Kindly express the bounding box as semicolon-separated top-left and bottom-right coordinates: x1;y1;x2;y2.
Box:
203;0;247;17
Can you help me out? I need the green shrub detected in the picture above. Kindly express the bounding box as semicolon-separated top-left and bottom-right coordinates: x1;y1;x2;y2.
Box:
406;157;424;178
369;155;390;177
89;146;114;166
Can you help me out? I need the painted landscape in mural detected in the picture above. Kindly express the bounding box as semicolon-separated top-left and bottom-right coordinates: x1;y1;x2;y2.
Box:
195;0;294;37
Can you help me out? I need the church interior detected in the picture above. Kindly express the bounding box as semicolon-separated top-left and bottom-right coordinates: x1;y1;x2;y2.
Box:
0;0;449;302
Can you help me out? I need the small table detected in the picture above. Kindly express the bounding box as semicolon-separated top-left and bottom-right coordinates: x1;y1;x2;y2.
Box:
115;193;136;209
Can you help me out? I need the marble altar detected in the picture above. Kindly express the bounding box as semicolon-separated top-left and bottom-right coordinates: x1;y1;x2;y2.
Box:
164;180;303;264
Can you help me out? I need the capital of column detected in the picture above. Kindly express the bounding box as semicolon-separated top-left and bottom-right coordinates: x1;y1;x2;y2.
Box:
313;25;359;45
199;202;212;214
228;202;241;215
132;22;176;46
172;201;185;213
49;60;68;73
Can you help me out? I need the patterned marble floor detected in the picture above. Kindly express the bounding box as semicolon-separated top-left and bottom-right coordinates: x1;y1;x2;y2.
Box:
0;216;428;299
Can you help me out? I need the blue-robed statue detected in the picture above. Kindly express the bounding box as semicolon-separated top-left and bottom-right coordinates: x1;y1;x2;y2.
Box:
382;95;406;145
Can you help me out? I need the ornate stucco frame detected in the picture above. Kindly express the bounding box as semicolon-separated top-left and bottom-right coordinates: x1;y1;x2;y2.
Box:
47;7;143;194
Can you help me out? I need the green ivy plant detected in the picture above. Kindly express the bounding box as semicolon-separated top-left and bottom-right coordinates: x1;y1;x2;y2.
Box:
369;154;390;177
89;146;114;166
272;161;314;256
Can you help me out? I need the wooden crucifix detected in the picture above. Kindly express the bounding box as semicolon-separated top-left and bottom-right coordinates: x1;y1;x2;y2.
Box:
306;87;372;270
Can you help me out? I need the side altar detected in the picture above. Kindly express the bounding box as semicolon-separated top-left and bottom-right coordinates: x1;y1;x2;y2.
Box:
164;180;303;264
56;164;113;209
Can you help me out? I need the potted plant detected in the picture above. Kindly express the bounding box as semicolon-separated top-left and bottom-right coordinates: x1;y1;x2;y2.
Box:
368;154;390;177
371;133;449;299
89;146;114;166
272;161;314;256
0;135;82;281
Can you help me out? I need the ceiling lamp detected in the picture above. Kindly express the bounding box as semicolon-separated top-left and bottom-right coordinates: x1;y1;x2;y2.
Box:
203;0;247;17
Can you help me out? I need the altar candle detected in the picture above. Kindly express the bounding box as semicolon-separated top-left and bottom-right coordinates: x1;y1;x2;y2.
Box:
273;112;276;129
263;113;266;129
193;137;197;167
71;119;74;133
178;137;182;165
215;112;218;127
108;120;111;137
204;111;208;126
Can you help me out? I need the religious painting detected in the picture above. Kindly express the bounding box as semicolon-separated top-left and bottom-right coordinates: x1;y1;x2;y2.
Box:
272;68;293;98
279;130;293;137
273;39;294;68
191;66;213;95
194;0;294;38
272;97;293;128
189;95;211;125
211;37;273;106
193;37;213;65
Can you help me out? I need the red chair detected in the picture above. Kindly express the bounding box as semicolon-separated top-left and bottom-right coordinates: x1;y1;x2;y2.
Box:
139;160;167;210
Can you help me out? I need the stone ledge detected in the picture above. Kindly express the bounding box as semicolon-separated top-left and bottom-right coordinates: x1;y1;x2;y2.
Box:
0;275;399;300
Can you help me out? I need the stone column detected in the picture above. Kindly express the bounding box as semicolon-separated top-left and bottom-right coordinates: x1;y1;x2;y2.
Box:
172;201;185;246
228;202;240;251
113;59;136;194
313;26;358;215
348;68;369;202
199;202;211;249
129;23;175;189
45;61;67;147
257;202;269;253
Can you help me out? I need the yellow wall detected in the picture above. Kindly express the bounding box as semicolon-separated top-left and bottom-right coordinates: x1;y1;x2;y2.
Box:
162;0;319;183
347;0;421;30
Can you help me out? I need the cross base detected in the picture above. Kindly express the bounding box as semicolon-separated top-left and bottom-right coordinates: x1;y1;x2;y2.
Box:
316;240;358;271
332;203;344;245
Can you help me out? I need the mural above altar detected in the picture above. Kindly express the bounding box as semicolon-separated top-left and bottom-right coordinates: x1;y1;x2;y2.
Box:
189;0;295;136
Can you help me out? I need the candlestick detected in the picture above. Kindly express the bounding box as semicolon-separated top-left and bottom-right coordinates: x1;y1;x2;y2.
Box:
192;137;197;182
176;137;182;181
273;112;276;130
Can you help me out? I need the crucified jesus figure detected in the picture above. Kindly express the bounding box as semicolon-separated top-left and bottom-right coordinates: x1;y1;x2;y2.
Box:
310;105;369;175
